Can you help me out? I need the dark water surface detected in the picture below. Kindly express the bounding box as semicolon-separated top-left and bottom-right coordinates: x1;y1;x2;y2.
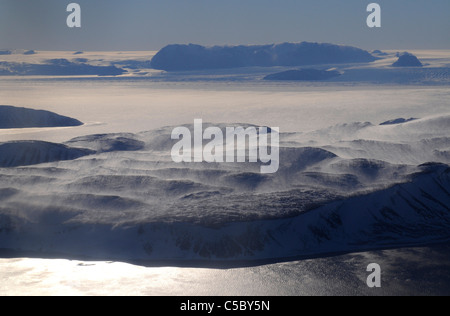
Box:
1;243;450;296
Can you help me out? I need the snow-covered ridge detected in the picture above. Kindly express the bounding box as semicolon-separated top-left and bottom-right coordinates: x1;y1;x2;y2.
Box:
0;163;448;262
0;114;449;263
0;141;94;168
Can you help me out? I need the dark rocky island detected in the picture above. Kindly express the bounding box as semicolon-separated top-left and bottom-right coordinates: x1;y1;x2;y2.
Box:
0;105;83;129
380;118;418;125
392;53;423;67
150;42;377;71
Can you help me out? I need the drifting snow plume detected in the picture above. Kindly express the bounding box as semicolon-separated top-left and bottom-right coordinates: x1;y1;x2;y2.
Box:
0;115;449;263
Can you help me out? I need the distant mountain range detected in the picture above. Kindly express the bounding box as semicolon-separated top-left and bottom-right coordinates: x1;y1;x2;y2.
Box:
0;59;124;76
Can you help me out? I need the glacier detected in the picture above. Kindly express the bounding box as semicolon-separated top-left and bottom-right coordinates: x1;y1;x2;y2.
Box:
0;59;125;76
264;69;342;81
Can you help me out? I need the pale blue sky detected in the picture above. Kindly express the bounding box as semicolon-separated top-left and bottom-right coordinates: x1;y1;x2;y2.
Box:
0;0;449;51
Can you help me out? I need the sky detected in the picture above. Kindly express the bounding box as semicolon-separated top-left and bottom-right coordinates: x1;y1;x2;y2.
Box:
0;0;449;51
